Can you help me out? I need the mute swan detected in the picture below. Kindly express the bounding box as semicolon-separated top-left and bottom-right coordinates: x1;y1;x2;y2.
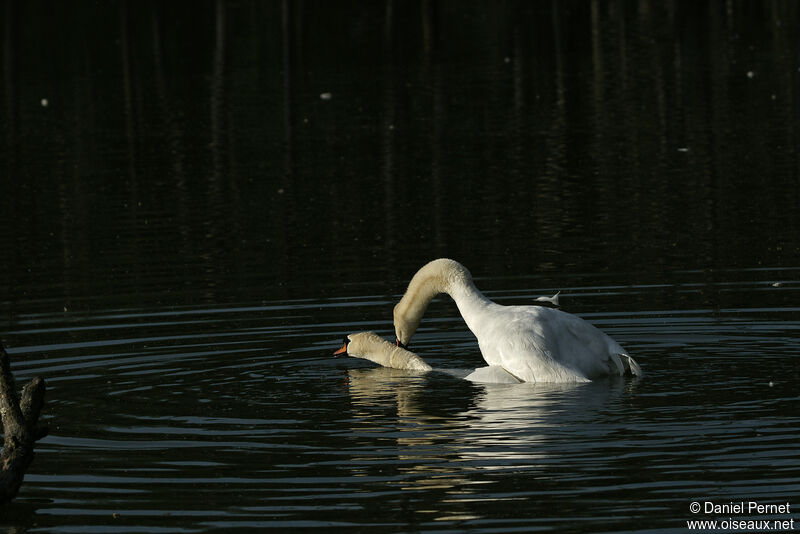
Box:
334;332;521;383
335;332;433;372
393;259;642;383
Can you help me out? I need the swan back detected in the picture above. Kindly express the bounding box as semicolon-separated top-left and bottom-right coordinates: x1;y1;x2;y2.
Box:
344;332;433;372
394;259;473;345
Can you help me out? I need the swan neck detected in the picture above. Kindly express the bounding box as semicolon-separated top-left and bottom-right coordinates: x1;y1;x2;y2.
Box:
396;275;442;323
394;259;492;344
366;345;432;371
447;276;495;333
393;264;449;343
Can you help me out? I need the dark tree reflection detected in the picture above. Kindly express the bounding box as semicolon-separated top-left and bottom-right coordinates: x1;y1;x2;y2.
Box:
0;1;798;308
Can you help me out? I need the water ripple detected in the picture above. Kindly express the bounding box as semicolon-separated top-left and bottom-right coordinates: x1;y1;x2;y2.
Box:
2;276;798;533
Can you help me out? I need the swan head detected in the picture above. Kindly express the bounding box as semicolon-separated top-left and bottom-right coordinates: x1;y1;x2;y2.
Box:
333;332;391;360
334;331;433;372
393;304;420;349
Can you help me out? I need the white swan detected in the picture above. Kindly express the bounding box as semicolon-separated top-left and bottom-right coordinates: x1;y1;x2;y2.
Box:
334;332;521;383
334;332;433;372
393;259;642;383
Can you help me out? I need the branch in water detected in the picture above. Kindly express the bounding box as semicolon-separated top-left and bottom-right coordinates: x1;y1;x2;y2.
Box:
0;343;48;505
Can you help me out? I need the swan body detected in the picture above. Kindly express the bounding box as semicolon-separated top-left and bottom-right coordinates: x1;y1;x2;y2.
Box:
393;259;642;383
334;332;521;383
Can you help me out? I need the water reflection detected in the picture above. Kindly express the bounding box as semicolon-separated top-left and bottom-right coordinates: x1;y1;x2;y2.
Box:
344;366;643;522
2;1;799;308
2;1;800;532
0;275;796;532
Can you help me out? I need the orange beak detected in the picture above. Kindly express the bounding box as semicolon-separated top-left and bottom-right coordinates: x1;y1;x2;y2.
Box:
333;343;348;355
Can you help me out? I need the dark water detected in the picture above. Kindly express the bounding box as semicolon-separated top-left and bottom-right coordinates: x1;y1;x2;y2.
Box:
2;1;800;532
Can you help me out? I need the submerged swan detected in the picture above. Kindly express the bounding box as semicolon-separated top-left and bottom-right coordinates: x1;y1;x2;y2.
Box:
393;259;642;383
335;332;433;372
334;332;521;383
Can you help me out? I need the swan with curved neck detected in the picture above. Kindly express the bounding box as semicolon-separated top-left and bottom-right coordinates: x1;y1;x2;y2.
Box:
393;259;641;383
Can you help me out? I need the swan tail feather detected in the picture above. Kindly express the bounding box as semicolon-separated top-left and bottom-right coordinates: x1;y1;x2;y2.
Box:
618;353;643;377
608;353;625;375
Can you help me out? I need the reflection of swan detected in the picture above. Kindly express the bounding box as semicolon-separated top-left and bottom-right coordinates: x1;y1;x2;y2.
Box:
335;332;527;384
341;351;640;516
344;365;635;474
393;259;642;383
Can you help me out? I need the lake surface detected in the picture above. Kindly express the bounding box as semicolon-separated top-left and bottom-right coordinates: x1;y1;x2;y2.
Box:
2;1;800;532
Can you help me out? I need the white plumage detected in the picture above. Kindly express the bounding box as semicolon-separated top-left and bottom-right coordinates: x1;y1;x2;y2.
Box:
393;259;642;383
334;331;522;383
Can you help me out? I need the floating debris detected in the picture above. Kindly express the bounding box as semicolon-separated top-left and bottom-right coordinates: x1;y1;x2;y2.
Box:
320;92;332;101
677;147;690;152
40;98;49;107
747;70;755;79
772;282;783;287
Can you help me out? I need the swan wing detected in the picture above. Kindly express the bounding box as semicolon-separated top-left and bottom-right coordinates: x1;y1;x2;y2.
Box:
618;353;643;377
464;366;523;384
476;306;633;382
476;310;587;383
